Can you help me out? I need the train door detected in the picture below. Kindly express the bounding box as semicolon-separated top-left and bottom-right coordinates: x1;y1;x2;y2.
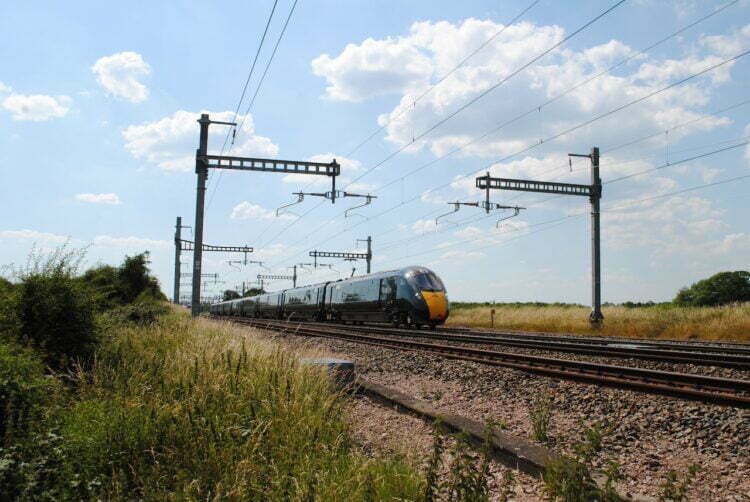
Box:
380;277;397;322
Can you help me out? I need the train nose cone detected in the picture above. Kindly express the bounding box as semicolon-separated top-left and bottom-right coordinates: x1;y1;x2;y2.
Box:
422;291;448;321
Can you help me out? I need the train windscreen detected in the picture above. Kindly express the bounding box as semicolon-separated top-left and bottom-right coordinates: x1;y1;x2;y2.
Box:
411;271;445;292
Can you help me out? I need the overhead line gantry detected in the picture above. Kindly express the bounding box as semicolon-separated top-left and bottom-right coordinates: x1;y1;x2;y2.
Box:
173;215;252;305
309;236;372;274
476;146;603;324
191;113;340;316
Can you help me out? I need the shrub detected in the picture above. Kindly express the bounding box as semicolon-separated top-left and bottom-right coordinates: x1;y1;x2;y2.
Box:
82;252;167;310
8;247;97;370
100;300;168;328
116;252;166;304
674;271;750;307
0;343;61;444
223;289;241;301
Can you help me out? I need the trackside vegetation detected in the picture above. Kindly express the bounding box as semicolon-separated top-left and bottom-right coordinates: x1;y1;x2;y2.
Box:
449;271;750;341
1;246;481;501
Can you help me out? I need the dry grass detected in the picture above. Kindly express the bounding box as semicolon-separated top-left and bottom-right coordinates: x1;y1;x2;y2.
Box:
447;303;750;341
53;312;425;500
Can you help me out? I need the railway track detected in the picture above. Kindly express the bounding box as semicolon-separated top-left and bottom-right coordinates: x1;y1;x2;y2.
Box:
318;321;750;368
438;325;750;356
217;316;750;408
215;316;750;368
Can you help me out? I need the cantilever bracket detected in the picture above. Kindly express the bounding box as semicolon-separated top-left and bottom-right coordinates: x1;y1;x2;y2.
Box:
435;201;480;225
344;193;377;218
276;192;305;217
495;206;526;228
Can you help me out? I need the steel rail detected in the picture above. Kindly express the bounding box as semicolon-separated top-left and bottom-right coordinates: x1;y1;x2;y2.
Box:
355;321;750;356
213;316;750;366
315;322;750;368
219;317;750;408
436;326;750;356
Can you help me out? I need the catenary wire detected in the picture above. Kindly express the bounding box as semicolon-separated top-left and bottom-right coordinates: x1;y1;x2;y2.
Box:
207;0;300;211
263;5;743;259
259;0;629;252
267;50;750;268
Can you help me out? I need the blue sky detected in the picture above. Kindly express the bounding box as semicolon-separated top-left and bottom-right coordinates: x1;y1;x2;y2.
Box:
1;0;749;304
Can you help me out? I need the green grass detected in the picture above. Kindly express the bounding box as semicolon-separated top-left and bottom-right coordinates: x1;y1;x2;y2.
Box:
66;313;425;500
2;312;425;500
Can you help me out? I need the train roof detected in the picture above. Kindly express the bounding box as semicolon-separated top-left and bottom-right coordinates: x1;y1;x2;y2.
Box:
208;265;440;306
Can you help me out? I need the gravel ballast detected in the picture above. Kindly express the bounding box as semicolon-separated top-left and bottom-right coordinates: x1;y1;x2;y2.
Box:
231;322;750;500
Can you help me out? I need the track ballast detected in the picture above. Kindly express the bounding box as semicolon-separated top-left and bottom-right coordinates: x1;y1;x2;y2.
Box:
214;316;750;408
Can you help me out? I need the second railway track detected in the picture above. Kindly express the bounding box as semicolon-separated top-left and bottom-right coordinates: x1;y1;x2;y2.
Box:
215;316;750;369
216;316;750;408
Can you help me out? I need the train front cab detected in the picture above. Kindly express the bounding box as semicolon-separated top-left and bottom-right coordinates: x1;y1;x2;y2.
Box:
395;267;449;328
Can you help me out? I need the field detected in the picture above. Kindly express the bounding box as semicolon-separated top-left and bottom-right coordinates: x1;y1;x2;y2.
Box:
447;302;750;341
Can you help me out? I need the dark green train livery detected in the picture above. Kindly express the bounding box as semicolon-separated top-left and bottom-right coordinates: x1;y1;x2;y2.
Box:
208;266;449;329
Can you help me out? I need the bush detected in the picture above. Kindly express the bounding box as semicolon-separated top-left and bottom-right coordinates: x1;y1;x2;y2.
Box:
116;253;166;304
82;252;167;310
0;343;61;444
674;271;750;307
100;301;168;328
7;247;97;370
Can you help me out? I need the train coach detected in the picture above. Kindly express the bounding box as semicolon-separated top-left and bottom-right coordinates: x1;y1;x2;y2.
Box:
208;266;449;329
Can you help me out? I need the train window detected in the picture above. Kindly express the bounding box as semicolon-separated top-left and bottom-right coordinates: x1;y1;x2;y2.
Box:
411;272;444;292
380;278;396;301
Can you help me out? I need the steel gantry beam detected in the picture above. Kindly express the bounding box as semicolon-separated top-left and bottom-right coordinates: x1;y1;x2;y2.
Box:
257;271;296;288
191;113;340;316
310;236;372;273
177;239;253;254
475;146;604;324
477;178;593;197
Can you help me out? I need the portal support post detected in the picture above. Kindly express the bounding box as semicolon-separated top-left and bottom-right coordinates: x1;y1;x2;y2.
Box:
590;147;603;324
174;216;182;304
191;114;210;316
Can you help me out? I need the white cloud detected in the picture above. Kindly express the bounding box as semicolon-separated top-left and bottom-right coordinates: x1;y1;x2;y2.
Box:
1;93;71;121
91;51;151;103
252;243;293;262
122;110;279;172
230;202;295;221
75;193;122;205
0;82;11;94
412;219;438;235
0;229;70;243
313;19;739;159
602;194;742;265
699;24;750;58
312;37;433;101
92;235;169;249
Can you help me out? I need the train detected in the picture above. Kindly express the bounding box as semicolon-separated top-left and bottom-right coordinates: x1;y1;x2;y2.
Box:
207;265;449;329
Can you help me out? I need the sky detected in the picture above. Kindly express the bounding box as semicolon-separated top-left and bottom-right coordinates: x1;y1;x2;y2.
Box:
1;0;749;305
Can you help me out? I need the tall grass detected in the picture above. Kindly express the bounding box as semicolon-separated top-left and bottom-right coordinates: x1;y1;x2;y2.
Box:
54;313;424;500
447;303;750;341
